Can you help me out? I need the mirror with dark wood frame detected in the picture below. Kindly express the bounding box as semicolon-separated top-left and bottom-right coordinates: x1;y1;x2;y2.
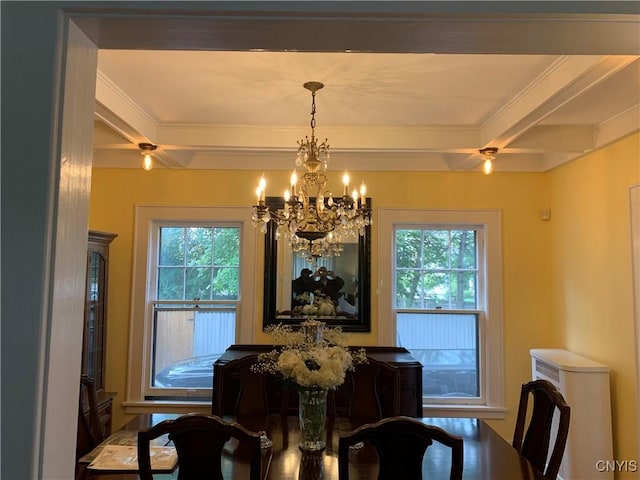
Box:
263;197;371;332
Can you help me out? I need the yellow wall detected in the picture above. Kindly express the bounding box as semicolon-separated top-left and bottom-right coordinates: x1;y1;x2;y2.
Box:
549;132;640;478
89;134;638;466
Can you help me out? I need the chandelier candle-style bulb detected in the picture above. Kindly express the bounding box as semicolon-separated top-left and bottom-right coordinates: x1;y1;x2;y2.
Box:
360;181;367;205
290;170;298;198
256;174;267;203
251;81;371;261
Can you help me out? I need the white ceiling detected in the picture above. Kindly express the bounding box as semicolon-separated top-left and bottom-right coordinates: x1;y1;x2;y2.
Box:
92;14;640;173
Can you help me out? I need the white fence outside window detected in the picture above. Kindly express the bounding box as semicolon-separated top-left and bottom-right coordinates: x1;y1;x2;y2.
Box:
397;312;479;398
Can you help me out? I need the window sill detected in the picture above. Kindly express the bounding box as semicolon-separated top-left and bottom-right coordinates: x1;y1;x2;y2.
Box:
123;400;211;416
124;400;506;420
422;404;506;419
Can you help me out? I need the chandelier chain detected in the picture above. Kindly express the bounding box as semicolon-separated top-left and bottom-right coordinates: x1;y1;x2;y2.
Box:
310;90;317;133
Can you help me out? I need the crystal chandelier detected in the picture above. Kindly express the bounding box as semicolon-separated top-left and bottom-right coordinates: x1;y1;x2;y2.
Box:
252;81;371;261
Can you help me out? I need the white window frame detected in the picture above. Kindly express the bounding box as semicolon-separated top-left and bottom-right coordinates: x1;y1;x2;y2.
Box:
125;206;257;413
378;208;505;418
146;222;240;399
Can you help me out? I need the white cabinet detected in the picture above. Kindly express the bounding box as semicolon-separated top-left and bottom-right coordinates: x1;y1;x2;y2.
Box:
530;349;613;480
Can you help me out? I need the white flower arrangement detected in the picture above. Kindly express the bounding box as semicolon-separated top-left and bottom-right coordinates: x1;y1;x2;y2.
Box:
294;291;337;317
251;320;367;390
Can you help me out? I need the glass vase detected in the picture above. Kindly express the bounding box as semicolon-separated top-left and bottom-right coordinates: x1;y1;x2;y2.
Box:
301;321;324;344
298;387;328;451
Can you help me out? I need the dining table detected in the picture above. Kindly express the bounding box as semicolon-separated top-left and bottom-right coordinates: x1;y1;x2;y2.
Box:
79;413;546;479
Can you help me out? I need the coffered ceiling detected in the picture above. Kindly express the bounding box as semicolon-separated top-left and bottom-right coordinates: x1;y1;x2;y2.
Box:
91;11;640;173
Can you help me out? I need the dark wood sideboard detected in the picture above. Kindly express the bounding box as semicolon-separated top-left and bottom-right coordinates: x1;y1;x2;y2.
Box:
212;345;423;417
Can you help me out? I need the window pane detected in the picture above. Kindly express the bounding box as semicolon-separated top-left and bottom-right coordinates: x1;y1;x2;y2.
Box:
395;230;421;268
158;267;184;300
212;267;239;300
152;307;236;389
451;230;476;269
424;272;449;308
186;227;212;266
423;230;450;268
213;228;240;266
395;270;421;308
397;312;479;398
159;227;184;266
185;267;213;300
451;271;477;309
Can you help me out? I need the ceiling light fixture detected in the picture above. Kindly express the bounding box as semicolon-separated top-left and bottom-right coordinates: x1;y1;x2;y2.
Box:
139;142;157;171
252;81;371;261
479;147;498;175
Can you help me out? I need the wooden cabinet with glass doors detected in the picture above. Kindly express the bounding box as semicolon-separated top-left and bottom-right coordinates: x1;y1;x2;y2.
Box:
81;230;118;435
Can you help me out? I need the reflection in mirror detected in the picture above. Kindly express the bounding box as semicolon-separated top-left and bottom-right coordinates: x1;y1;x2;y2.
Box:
281;240;359;316
263;197;371;332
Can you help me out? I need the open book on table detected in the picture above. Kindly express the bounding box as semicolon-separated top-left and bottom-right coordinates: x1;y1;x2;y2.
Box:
88;444;177;471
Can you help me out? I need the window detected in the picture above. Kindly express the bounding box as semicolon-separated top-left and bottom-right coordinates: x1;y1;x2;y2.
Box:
127;206;257;409
378;209;504;417
150;226;239;396
395;228;481;400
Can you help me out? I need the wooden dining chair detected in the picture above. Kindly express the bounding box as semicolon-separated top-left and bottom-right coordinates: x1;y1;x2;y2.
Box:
330;356;400;423
76;375;107;479
213;354;269;418
137;413;263;480
338;416;464;480
77;374;105;457
512;379;571;480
